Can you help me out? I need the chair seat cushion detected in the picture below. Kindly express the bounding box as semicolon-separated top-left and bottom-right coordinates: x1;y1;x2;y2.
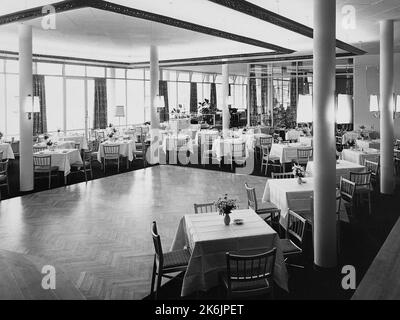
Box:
71;161;90;167
263;155;280;162
221;273;271;292
280;238;302;255
256;201;279;214
34;166;58;172
163;249;190;269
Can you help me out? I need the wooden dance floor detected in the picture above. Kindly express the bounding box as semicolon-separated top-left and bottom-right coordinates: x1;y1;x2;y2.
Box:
0;166;267;300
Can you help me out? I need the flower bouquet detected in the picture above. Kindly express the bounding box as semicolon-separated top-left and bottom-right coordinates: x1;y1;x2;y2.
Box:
292;164;305;184
215;194;238;225
46;139;55;151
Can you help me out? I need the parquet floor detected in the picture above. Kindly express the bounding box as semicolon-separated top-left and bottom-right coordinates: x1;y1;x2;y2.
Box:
0;165;267;300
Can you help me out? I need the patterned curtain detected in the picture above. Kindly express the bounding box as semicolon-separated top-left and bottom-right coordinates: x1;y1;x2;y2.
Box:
159;80;169;122
190;82;198;113
249;67;257;123
93;78;108;129
261;74;268;115
210;82;217;111
33;75;47;135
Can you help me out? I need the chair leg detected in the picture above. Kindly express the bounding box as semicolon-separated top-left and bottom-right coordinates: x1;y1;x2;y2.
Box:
150;256;157;298
103;159;106;174
48;172;51;189
368;192;372;215
155;269;163;300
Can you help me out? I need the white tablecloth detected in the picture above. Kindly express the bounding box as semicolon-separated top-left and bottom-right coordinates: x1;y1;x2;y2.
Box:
169;118;191;132
97;140;136;162
58;135;88;150
356;139;380;150
0;143;15;159
212;137;249;161
269;143;306;163
34;149;82;176
298;136;313;146
306;160;365;185
342;148;380;165
196;130;220;144
162;134;194;153
171;209;288;296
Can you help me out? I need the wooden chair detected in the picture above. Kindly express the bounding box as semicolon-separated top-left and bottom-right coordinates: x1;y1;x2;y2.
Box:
338;177;356;218
364;160;379;191
10;141;20;158
133;128;147;167
257;136;273;160
244;183;280;230
260;145;281;175
296;147;313;166
88;140;100;162
194;202;215;214
230;142;247;170
33;155;59;189
201;134;220;167
0;160;10;197
103;145;120;173
150;221;190;300
280;210;306;269
394;150;400;176
271;172;295;179
220;248;277;299
95;131;105;140
350;171;372;215
33;146;47;153
70;150;93;183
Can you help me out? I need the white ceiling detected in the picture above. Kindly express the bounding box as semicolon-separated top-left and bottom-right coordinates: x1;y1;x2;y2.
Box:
0;0;399;71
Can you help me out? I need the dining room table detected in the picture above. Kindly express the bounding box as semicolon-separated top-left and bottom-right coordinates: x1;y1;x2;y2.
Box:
212;137;250;161
356;139;380;150
0;143;15;160
34;149;83;179
97;139;136;164
171;209;288;297
58;135;88;150
269;142;308;164
298;136;313;146
342;148;380;165
162;134;194;154
306;160;366;185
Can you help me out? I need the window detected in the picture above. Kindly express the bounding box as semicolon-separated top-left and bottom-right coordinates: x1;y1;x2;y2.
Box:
178;72;189;82
115;68;126;79
87;80;95;130
0;74;5;134
177;82;190;112
66;79;85;130
168;81;177;110
107;79;126;126
127;69;144;79
45;76;64;132
87;66;105;78
37;63;62;76
6;75;19;136
216;84;222;109
191;73;203;83
127;80;145;125
197;83;203;103
65;65;85;77
5;60;18;74
144;81;150;121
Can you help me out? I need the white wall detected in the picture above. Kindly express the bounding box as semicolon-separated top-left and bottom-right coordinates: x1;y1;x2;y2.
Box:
354;53;400;138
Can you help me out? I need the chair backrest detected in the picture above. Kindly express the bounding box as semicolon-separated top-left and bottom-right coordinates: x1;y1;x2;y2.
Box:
226;248;276;287
271;172;295;179
297;147;313;161
33;146;47;153
103;145;120;157
259;136;273;149
0;160;8;175
364;160;379;176
82;150;92;162
232;142;246;158
0;151;3;161
33;155;51;168
11;141;20;154
89;140;100;152
339;177;356;202
286;210;307;244
244;183;258;211
194;203;215;214
95;131;105;140
74;143;81;150
350;171;371;188
151;221;163;265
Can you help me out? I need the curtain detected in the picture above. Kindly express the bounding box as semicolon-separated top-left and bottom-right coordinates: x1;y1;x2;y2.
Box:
190;82;197;113
33;75;47;135
261;74;268;115
210;82;217;111
159;80;169;122
249;67;257;124
94;78;108;129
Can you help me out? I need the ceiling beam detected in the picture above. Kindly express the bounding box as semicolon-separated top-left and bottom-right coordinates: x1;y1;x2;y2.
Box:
208;0;367;55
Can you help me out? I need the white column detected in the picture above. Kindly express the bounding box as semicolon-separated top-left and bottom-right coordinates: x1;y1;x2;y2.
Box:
150;45;160;129
222;64;229;135
379;20;395;195
19;24;34;192
313;0;337;268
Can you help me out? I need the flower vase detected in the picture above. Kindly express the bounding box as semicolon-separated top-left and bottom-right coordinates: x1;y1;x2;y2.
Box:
224;213;231;226
297;176;303;184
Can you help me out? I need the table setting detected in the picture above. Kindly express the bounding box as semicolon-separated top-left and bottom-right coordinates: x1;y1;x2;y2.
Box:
33;148;82;176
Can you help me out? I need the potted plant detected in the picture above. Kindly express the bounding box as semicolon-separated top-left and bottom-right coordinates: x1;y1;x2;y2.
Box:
292;164;305;184
215;194;238;226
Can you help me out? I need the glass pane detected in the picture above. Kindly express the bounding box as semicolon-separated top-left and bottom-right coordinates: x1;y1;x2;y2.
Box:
0;60;4;73
215;75;222;84
127;80;145;125
5;60;19;74
144;81;150;121
0;75;5;135
203;83;210;101
191;73;203;83
6;75;19;136
144;69;150;80
66;79;85;131
65;64;85;76
168;81;177;110
115;68;126;79
37;62;62;76
107;79;126;127
127;69;144;79
87;66;105;78
45;76;64;132
197;83;203;104
178;72;189;82
177;82;190;112
216;84;222;110
87;79;95;130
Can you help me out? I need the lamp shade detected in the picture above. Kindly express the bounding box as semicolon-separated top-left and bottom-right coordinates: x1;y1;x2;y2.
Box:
296;94;313;123
336;94;353;124
154;96;165;108
369;95;379;112
227;96;233;105
114;105;125;117
395;95;400;113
